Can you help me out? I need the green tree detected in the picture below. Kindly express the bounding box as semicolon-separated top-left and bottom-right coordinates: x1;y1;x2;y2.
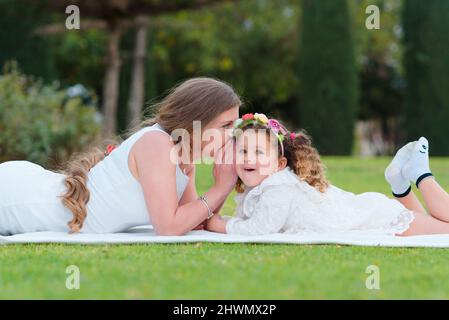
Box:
0;0;56;80
403;0;449;155
298;0;358;155
26;0;235;137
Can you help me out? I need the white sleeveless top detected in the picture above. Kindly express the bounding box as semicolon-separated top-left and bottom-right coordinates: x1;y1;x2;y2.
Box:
0;123;189;235
81;123;190;233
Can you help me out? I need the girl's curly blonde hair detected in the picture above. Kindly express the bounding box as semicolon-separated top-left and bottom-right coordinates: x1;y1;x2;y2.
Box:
235;122;329;194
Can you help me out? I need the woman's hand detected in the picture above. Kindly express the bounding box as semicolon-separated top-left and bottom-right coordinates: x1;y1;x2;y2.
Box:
212;139;238;195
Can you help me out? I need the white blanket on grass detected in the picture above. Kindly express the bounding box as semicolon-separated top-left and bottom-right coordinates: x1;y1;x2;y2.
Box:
2;226;449;247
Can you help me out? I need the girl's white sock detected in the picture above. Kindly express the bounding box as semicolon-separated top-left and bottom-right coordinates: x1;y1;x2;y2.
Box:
384;141;415;197
402;137;433;188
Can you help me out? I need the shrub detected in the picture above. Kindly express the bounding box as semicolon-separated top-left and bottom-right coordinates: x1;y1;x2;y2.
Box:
0;62;102;168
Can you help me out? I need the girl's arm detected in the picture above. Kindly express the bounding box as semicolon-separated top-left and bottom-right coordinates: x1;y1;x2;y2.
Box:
207;187;294;235
206;214;228;233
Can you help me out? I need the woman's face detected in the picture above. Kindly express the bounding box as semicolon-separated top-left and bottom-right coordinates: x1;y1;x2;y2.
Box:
200;105;240;160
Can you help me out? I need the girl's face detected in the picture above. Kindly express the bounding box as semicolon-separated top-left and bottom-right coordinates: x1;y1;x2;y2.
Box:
235;129;286;187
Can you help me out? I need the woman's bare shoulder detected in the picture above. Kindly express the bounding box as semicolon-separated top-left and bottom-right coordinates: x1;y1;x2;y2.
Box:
128;130;175;180
135;130;173;150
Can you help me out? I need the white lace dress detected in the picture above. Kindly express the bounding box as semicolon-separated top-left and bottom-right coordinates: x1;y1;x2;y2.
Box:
224;166;415;236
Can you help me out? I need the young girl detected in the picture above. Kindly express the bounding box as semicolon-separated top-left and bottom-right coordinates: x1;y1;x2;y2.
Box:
206;112;449;236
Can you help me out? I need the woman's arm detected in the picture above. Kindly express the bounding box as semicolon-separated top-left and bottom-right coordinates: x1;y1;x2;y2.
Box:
178;163;230;230
178;164;206;230
213;198;226;215
132;131;231;236
178;164;198;206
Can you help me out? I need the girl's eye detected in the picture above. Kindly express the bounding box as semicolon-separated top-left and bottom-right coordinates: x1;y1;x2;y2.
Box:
256;150;264;155
239;149;246;154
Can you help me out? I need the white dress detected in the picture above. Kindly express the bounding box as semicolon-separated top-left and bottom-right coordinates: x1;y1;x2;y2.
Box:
0;123;189;235
225;166;415;236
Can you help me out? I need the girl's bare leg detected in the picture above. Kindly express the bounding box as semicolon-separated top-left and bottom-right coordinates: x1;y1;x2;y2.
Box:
395;190;426;214
398;211;449;236
399;136;449;224
417;176;449;222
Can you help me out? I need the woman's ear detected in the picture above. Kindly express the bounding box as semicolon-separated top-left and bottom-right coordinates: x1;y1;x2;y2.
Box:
278;156;288;170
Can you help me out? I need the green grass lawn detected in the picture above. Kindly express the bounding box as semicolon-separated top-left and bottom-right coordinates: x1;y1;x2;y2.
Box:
1;157;449;299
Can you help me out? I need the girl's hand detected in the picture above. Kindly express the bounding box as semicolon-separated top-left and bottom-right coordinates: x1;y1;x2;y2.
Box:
205;214;227;233
193;220;206;230
212;139;238;195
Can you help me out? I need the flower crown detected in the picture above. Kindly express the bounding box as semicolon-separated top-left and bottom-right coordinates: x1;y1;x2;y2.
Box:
232;113;296;156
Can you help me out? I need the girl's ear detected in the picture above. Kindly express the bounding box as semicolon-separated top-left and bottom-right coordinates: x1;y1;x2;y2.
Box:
278;156;288;170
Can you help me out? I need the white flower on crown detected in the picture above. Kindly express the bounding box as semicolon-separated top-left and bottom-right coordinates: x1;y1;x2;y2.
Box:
254;113;269;124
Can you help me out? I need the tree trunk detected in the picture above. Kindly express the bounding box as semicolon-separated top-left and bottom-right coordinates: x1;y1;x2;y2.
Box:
102;23;123;137
128;16;149;128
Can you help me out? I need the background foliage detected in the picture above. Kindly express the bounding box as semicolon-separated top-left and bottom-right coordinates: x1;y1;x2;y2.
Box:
0;62;101;167
0;0;448;163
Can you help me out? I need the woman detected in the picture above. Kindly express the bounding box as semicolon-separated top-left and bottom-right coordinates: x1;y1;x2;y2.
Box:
0;77;241;236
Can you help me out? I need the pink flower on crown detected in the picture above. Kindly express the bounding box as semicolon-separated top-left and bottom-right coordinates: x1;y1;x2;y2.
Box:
267;119;281;133
242;113;255;121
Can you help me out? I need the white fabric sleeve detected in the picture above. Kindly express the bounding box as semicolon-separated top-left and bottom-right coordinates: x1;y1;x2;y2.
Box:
225;186;294;235
232;191;247;219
